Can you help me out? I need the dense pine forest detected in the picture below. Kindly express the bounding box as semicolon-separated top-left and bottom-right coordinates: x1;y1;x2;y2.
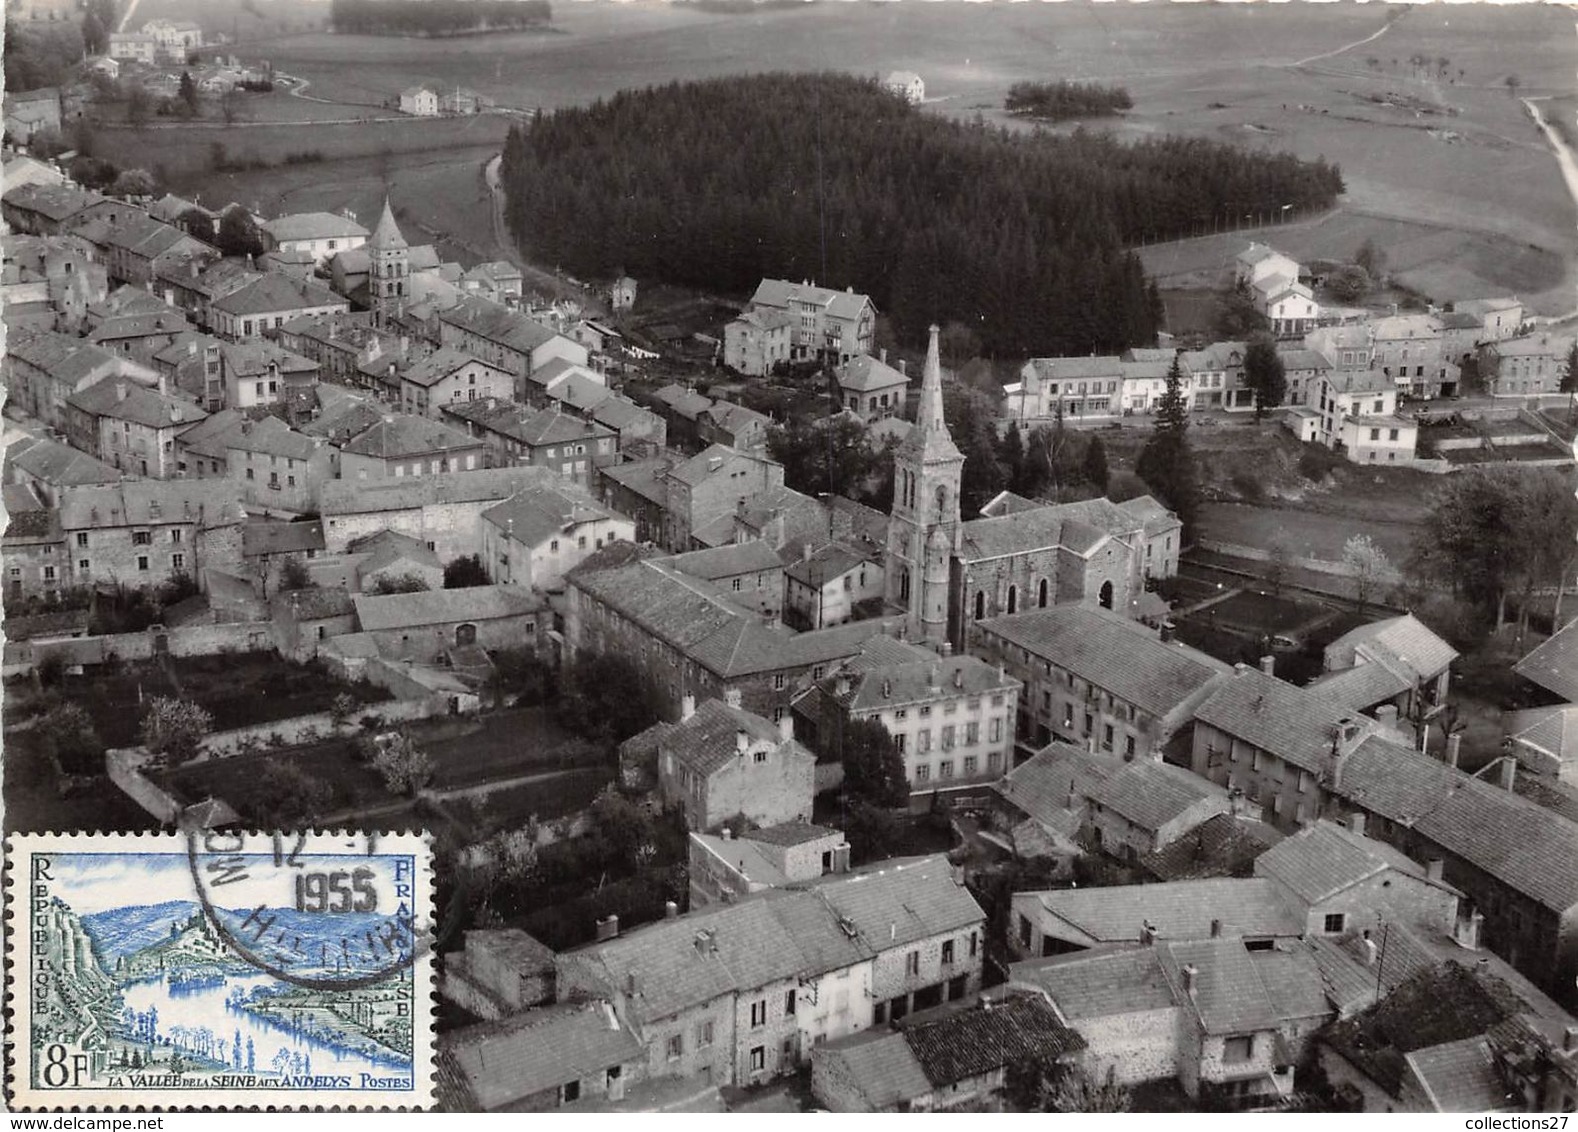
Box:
1005;80;1133;121
330;0;550;36
501;73;1343;355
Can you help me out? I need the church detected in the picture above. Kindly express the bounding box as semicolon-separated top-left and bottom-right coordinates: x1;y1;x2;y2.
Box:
885;326;1181;653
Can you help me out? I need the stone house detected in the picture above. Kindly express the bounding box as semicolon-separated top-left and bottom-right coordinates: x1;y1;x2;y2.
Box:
1256;279;1319;339
834;352;909;421
723;308;794;377
337;413;487;482
519;357;604;408
696;399;771;456
649;383;714;452
782;542;882;631
64;377;206;479
1370;313;1458;399
4;233;110;334
2;183;106;237
1085;759;1232;864
440;928;556;1020
1315;612;1458;722
4;88;62;144
351;584;545;663
745;279;875;366
566;557;896;725
663;540;785;619
1503;704;1578;786
398;348;513;417
212;339;321;413
4;327;157;431
1235;243;1300;291
438;1000;646;1111
973;604;1231;759
798;635;1020;809
57;479;245;592
344;529;444;593
86;307;192;365
5;437;121;507
319;466;558;561
1012;355;1123;420
882;70;925;104
399;86;438;116
3;507;67;601
596;455;675;545
659;445;785;552
478;482;634;590
209;274;350;342
686;823;849;908
239;519;325;596
175;411;333;515
260;211;369;267
437;295;589;397
1277;346;1333;406
458;261;524;306
442;399;616;490
1456;297;1525;344
632;696;815;831
154;256;263;334
77;214;213;289
1480;333;1576;397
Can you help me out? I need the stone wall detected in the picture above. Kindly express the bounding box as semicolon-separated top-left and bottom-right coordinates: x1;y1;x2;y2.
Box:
32;622;280;667
1074;1008;1181;1087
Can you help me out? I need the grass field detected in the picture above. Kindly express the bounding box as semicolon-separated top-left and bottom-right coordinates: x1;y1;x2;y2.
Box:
417;706;602;790
1198;501;1419;567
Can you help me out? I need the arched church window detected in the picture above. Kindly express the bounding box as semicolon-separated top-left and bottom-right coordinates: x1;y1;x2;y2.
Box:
935;485;948;520
1038;578;1049;608
1099;580;1114;610
1007;585;1018;615
899;568;911;603
973;591;985;621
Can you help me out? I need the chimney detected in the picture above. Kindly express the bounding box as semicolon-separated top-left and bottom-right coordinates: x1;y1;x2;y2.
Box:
624;972;638;996
1360;933;1379;967
832;843;851;873
927;664;940;694
802;541;813;563
158;372;168;397
115;381;128;401
1497;757;1516;791
1426;858;1445;883
1455;909;1484;952
1446;733;1461;768
664;900;679;920
736;729;749;755
1375;704;1398;730
680;693;696;721
940;641;952;658
879;347;887;365
1210;918;1223;938
777;713;793;743
724;687;742;709
594;914;619;942
720;827;732;841
1345;812;1366;837
1159;620;1176;643
1181;964;1198;1000
1259;655;1275;677
898;359;907;378
1139;920;1156;947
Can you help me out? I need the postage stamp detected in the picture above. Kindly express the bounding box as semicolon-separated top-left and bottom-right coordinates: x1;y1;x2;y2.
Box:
6;830;435;1110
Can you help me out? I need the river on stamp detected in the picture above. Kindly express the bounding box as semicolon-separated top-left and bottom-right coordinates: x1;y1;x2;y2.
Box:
121;973;396;1078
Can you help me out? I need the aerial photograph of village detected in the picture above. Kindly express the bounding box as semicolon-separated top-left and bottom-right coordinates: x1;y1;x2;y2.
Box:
3;0;1578;1114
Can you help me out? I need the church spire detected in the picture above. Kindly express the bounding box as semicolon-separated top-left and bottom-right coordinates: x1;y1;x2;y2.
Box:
370;195;407;250
897;323;963;463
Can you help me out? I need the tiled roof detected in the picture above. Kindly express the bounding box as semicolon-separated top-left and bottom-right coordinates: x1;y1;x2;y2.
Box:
1489;333;1574;359
481;482;618;550
812;1031;928;1111
1022;878;1301;945
1159;938;1282;1035
597;456;674;507
659;698;809;778
1405;1037;1515;1113
4;508;63;544
2;182;104;222
58;480;244;531
826;638;1018;715
525;356;597;391
808;854;983;950
68;377;204;430
1337;740;1578;914
211;273;345;316
665;540;783;581
588;395;655;433
652;383;713;419
993;741;1119;829
1194;668;1356;775
784;542;868;588
349;529;442;576
669;444;757;487
749;278;872;323
1011;945;1176;1019
242;519;324;558
442;1001;642;1111
1276;348;1333;372
176;410;318;463
899;994;1085;1087
398;346;507;388
1139;812;1284;882
958;506;1105;561
262;211;369;242
548;372;614;414
439;295;563;356
1305;660;1412;712
978;605;1231;721
1507;704;1578;764
511;404;609;447
701;399;769;436
1326;614;1459;684
219;339;319;379
836;354;908;393
743;820;840;848
1089;759;1227;834
1024;355;1124;381
6;327;129;387
341;413;479;459
1256;820;1454;907
6;437;120;487
1514;618;1578;702
353;585;542;632
1326;368;1395;395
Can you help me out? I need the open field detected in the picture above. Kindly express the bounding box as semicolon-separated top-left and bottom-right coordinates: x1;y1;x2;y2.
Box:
416;706;603;790
1198;501;1419;566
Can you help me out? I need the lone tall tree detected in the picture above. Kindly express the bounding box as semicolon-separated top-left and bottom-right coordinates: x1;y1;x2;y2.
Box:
1243;335;1288;421
1135;352;1199;539
1561;339;1578;424
1081;433;1110;492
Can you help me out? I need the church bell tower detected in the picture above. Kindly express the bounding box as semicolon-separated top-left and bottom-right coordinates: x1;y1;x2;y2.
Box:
368;195;409;329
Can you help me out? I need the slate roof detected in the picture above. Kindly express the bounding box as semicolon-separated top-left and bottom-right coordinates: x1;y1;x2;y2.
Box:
6;327;132;387
652;383;714;420
784;542;868;588
1326;614;1459;683
1405;1037;1516;1112
588;395;656;434
548;371;615;414
262;212;369;243
211;273;345;316
1011;945;1176;1019
481;482;619;549
899;994;1085;1087
1337;739;1578;914
58;480;244;531
597;456;674;507
978;605;1231;720
1022;878;1302;945
700;399;769;438
1506;704;1578;764
1277;348;1333;372
352;585;543;631
348;529;441;576
1194;667;1356;775
744;820;840;848
6;437;120;487
399;346;507;388
821;637;1018;714
665;540;783;581
67;379;204;430
242;519;324;558
511;404;610;447
176;410;318;463
440;295;563;355
993;741;1120;829
1159;937;1282;1035
341;413;479;459
1024;355;1124;382
1139;812;1285;882
959;506;1107;561
1254;820;1454;906
658;698;808;779
750;278;872;323
1306;660;1412;712
442;1001;642;1111
836;354;908;393
2;183;104;223
1326;368;1396;395
1088;759;1227;834
813;1031;929;1110
1514;618;1578;702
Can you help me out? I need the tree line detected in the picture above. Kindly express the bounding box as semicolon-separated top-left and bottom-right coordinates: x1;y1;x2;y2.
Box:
330;0;550;36
1005;79;1132;121
501;73;1342;356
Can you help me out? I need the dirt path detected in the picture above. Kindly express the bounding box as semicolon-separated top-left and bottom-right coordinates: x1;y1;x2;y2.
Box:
1522;92;1578;323
1289;10;1398;68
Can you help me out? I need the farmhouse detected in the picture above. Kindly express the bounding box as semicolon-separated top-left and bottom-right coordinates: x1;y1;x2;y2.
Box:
400;86;439;117
3;89;61;145
882;71;925;105
261;211;370;267
745;279;875;366
477;482;634;591
351;584;545;664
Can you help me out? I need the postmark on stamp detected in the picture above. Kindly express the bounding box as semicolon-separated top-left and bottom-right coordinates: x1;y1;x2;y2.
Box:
6;831;435;1110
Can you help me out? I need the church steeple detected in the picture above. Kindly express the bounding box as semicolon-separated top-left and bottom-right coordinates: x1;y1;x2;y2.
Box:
368;195;409;329
885;324;964;647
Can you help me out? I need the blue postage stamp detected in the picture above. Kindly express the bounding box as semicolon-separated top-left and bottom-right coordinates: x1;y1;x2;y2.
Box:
6;831;434;1109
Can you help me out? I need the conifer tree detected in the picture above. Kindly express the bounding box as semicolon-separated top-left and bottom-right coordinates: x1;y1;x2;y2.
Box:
1081;433;1109;492
1243;334;1287;421
1135;352;1199;539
